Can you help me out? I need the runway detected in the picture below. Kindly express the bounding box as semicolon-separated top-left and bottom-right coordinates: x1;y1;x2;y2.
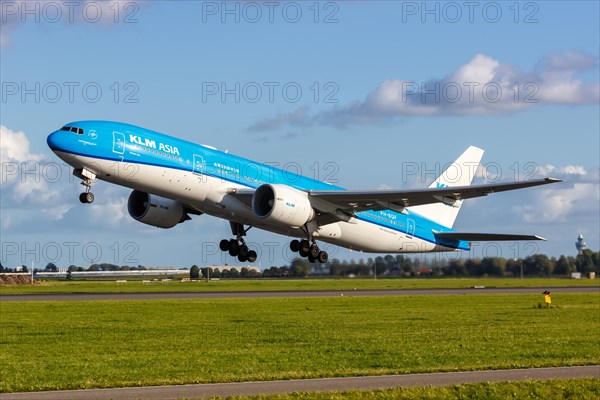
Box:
1;366;598;400
1;286;598;302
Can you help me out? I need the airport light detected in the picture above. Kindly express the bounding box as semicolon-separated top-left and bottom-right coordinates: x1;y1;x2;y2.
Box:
373;263;376;281
515;258;523;279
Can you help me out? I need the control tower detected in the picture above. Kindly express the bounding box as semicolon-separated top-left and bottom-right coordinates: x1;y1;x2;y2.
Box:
576;234;586;255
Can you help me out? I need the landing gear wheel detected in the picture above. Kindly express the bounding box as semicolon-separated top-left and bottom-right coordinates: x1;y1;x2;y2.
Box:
290;239;300;252
299;248;309;258
79;192;94;203
238;244;249;258
300;240;310;253
247;250;257;263
219;239;230;252
317;251;328;264
309;244;320;258
238;254;248;263
228;240;239;257
308;254;316;263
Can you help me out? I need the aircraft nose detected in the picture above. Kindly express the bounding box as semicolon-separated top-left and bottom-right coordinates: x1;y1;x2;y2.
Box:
47;130;65;151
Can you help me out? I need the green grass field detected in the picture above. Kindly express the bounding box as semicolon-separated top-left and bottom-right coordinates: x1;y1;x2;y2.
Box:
1;293;598;392
219;379;600;400
1;277;598;294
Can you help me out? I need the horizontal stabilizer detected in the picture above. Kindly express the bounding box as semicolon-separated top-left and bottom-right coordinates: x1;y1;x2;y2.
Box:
433;231;546;241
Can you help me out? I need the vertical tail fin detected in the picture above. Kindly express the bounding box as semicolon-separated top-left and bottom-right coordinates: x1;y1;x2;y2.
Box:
408;146;484;228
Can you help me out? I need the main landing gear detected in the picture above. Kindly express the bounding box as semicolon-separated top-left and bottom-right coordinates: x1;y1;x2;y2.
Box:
290;239;328;264
219;222;257;263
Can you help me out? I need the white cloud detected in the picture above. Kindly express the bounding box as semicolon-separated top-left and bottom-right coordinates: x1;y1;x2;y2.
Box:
249;107;310;132
0;19;16;48
0;125;43;164
539;52;598;73
0;0;141;48
511;168;599;224
452;54;500;84
1;213;12;230
40;204;74;221
0;125;63;205
513;182;599;224
537;164;587;176
88;195;131;227
251;52;600;131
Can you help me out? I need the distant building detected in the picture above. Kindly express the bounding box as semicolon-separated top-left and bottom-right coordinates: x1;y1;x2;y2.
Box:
576;234;586;255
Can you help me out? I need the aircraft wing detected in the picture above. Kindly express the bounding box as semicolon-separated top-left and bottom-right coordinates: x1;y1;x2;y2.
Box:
433;231;546;241
307;178;562;213
228;178;561;222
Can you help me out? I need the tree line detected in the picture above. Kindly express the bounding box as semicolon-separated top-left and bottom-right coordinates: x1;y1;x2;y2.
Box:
322;249;600;277
2;249;598;278
0;262;159;274
190;259;311;279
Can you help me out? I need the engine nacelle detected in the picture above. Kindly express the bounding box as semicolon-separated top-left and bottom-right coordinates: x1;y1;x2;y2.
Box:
252;184;315;228
127;190;188;229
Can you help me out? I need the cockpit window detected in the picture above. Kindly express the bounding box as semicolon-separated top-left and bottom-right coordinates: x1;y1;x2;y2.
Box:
61;126;84;135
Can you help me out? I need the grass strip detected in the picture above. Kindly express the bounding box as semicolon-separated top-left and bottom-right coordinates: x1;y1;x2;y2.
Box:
1;293;598;392
1;277;598;295
213;378;600;400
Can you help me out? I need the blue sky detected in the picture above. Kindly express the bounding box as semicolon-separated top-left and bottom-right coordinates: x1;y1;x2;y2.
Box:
1;1;599;269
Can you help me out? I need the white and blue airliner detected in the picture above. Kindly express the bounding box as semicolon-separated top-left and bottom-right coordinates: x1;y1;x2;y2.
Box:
47;121;561;264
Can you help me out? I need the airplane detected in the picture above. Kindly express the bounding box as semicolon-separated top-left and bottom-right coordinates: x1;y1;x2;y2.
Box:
47;121;562;264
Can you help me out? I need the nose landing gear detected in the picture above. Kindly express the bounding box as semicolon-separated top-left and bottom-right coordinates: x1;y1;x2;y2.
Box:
79;191;94;204
75;168;96;204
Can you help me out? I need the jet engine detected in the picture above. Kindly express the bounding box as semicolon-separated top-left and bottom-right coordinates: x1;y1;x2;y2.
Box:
127;190;189;228
252;184;315;228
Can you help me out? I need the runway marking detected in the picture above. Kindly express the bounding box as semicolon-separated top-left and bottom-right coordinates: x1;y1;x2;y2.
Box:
1;366;598;400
